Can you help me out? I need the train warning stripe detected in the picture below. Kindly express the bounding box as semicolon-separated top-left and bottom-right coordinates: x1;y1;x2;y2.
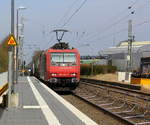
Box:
0;83;8;96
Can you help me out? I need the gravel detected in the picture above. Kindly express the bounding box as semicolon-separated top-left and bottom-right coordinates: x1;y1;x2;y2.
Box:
62;94;127;125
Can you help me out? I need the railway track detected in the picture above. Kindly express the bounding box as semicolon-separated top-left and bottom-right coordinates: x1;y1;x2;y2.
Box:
73;78;150;125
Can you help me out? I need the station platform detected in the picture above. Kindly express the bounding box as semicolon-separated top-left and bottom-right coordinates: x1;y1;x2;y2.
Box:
0;72;7;88
0;76;97;125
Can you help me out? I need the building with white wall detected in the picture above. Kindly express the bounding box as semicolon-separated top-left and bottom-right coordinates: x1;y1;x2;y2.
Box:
102;41;150;71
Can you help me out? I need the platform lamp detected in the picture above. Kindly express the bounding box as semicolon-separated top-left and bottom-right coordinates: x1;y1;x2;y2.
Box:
16;6;27;82
16;6;26;42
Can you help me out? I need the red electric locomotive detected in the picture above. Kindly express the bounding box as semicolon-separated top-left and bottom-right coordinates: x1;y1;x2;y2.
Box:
34;42;80;90
33;29;80;90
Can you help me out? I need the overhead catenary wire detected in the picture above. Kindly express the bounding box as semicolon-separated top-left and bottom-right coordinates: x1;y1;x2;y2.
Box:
71;31;86;43
106;0;138;24
83;13;132;42
129;0;139;8
61;0;88;27
56;0;80;27
85;18;150;45
134;19;150;27
79;0;140;42
45;35;55;49
49;0;139;49
41;0;87;50
133;0;150;10
40;0;150;54
57;0;137;48
81;0;150;44
40;1;80;50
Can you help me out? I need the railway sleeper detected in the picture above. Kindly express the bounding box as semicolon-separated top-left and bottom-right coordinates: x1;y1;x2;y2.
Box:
135;122;150;125
114;105;137;114
87;95;110;101
77;81;150;125
106;102;126;110
98;100;116;106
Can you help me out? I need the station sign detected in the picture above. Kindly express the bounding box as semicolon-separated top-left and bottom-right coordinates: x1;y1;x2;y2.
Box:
7;34;17;46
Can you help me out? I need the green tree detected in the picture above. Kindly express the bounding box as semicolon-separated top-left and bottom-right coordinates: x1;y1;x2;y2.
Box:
0;36;9;73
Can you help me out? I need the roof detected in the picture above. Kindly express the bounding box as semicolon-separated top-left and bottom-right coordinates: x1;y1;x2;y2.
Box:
118;41;150;47
102;42;150;55
46;48;79;53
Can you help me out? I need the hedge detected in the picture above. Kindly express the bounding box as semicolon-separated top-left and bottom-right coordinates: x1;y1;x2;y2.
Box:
80;64;117;75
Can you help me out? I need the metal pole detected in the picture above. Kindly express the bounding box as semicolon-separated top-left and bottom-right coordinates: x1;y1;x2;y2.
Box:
8;49;13;108
8;0;15;108
12;0;15;87
91;62;94;76
11;0;15;34
16;7;26;77
20;17;25;76
14;45;17;85
14;8;17;85
16;10;19;41
16;9;19;84
127;20;133;72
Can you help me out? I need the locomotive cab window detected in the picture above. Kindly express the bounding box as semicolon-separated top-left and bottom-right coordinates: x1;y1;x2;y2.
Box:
51;53;76;66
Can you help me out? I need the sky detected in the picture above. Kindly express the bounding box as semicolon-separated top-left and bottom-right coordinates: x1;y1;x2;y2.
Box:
0;0;150;63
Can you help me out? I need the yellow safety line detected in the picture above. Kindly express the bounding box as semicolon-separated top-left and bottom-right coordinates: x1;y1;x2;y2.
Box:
0;83;8;96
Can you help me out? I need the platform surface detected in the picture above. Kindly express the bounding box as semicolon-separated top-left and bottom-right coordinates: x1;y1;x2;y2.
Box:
0;76;97;125
0;72;7;87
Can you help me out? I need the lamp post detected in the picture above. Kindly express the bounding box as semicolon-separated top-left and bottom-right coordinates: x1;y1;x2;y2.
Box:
16;6;26;42
16;6;26;82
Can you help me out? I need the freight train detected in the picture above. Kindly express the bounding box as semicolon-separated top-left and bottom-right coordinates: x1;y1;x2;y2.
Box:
32;42;80;91
131;57;150;85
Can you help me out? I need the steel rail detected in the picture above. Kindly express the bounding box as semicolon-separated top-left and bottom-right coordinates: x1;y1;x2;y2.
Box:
80;81;150;102
73;93;135;125
80;78;150;96
74;79;150;125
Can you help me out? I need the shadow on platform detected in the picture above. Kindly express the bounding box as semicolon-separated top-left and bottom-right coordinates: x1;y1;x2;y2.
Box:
0;103;6;119
56;91;73;95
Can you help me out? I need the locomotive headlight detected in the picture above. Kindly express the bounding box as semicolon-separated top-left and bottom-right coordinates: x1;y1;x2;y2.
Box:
51;73;57;76
71;73;76;76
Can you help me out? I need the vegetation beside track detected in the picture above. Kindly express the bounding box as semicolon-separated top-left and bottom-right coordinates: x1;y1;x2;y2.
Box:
80;64;117;75
81;73;118;83
0;37;8;73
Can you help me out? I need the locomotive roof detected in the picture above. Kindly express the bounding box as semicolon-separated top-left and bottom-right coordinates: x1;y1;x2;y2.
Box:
46;48;79;53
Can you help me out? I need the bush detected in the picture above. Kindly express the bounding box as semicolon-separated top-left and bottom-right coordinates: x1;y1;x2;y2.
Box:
80;64;116;75
0;36;8;73
80;64;91;75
